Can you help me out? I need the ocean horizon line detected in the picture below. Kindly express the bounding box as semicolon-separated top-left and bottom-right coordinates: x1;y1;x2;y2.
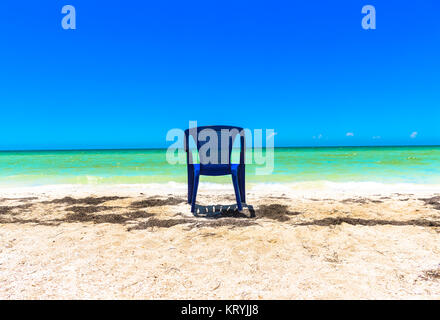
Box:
0;144;439;153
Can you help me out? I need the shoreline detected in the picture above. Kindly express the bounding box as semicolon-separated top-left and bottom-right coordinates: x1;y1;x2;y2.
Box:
0;181;439;199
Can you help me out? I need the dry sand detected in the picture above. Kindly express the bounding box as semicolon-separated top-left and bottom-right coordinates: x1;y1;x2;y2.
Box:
0;182;440;299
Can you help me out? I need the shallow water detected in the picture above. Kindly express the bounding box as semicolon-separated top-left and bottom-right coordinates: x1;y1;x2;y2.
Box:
0;146;439;186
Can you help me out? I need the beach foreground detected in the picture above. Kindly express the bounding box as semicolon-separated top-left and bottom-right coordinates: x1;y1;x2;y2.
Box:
1;182;440;299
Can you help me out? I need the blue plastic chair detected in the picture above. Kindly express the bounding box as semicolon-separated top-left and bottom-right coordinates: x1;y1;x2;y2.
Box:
184;125;246;214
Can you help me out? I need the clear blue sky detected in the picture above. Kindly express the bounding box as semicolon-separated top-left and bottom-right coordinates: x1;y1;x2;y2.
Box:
0;0;439;150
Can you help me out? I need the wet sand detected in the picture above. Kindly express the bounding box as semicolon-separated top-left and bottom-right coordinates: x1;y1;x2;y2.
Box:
1;183;440;299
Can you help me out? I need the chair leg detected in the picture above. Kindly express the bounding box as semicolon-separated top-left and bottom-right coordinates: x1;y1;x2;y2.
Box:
190;172;200;214
238;165;246;204
231;172;243;212
187;165;194;204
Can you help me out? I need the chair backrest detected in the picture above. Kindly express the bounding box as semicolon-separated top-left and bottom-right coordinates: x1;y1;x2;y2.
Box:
184;125;245;166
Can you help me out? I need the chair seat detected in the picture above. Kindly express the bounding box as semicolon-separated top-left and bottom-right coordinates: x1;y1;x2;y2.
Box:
193;163;239;176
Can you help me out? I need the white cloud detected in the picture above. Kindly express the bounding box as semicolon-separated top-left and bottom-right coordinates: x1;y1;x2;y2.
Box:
372;136;381;140
346;132;354;137
313;134;323;140
410;131;418;139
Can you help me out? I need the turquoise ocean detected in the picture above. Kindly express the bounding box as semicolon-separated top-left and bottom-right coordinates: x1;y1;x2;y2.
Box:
0;146;440;186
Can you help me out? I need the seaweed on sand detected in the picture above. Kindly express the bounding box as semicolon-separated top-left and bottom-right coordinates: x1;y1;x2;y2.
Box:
127;216;257;231
130;197;186;208
43;196;126;205
256;204;301;222
419;196;440;210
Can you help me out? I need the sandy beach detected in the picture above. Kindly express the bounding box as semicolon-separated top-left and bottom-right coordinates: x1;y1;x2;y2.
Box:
1;182;440;299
